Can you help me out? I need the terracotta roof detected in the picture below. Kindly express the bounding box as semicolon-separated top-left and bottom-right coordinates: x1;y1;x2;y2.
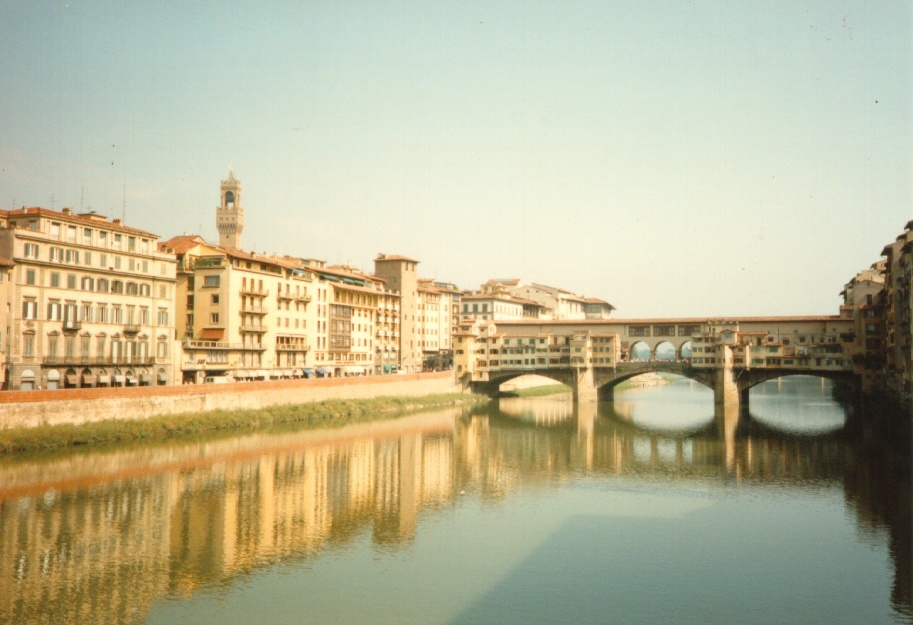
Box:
6;207;160;238
160;234;208;255
375;253;419;263
0;258;15;267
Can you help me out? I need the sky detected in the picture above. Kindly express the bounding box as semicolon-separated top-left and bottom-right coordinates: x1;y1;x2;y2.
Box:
1;1;910;318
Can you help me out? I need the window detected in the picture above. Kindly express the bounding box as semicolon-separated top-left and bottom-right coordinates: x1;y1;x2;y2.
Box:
114;256;121;269
23;334;35;356
25;269;36;285
50;223;60;238
139;283;150;297
50;247;62;262
96;335;106;357
81;303;93;322
66;226;77;242
97;304;108;323
67;274;76;289
113;233;122;249
129;258;136;271
97;278;109;292
81;277;94;291
211;294;220;304
112;280;124;294
203;275;220;287
47;301;62;320
126;282;138;295
23;242;39;258
84;252;92;265
22;299;37;319
83;228;92;244
157;308;169;326
128;236;136;251
100;253;107;267
210;313;220;324
47;335;58;357
157;339;168;358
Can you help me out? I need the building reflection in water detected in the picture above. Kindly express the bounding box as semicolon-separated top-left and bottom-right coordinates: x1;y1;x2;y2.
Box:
0;398;909;623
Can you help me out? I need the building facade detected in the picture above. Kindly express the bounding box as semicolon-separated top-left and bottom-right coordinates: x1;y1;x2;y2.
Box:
0;207;177;390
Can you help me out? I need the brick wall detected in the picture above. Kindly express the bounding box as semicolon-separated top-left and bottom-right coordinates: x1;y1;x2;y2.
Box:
0;372;462;430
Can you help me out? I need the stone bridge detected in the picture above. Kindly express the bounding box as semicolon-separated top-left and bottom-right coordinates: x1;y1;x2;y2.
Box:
469;361;859;407
454;316;861;407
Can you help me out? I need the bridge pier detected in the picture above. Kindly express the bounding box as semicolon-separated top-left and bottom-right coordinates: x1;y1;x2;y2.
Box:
714;347;741;407
573;368;598;403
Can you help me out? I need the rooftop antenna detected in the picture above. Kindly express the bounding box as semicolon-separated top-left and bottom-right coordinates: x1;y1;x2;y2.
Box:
50;193;56;210
122;170;126;222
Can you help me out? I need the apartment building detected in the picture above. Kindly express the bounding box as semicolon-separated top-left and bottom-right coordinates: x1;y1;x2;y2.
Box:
839;263;887;394
374;254;421;373
162;235;314;383
304;262;395;376
879;221;913;400
479;278;614;321
0;207;177;390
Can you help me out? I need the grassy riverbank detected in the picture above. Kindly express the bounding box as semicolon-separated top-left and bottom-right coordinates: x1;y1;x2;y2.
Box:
0;393;486;455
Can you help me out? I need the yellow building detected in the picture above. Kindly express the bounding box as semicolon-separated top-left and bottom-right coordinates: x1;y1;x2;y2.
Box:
162;235;314;383
0;207;177;390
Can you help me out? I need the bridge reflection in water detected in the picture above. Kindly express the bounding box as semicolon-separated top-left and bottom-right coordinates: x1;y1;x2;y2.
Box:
0;387;908;624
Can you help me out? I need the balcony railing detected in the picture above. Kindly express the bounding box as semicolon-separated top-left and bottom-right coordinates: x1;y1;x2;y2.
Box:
240;324;268;333
182;340;267;351
124;323;141;334
240;287;269;297
276;344;310;352
43;355;155;365
241;306;267;315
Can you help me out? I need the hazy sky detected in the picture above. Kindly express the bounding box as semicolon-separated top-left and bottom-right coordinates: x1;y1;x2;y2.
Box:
1;1;910;317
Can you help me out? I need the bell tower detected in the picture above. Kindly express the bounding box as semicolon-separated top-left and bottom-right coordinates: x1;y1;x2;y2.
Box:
216;166;244;249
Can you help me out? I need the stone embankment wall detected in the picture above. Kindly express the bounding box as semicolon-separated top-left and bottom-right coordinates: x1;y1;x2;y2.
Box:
0;372;461;430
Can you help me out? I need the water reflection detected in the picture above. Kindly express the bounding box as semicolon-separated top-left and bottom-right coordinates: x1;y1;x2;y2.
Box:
0;386;908;624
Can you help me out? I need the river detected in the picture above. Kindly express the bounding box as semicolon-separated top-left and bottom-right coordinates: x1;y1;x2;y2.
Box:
0;376;909;624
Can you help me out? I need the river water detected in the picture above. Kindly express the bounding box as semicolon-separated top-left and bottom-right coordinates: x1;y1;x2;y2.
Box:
0;376;909;624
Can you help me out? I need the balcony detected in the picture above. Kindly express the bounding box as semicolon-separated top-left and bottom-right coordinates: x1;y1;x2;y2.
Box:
277;344;310;352
294;293;311;302
124;323;141;335
240;324;268;333
240;287;269;297
182;339;267;351
62;319;82;333
43;355;155;366
241;305;267;315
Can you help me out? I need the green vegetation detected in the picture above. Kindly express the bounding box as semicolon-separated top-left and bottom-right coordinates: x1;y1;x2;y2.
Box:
499;384;571;398
0;393;486;455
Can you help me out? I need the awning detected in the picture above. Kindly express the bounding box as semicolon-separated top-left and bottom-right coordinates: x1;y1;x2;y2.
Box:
113;375;126;384
66;374;80;386
139;373;150;382
157;373;168;382
384;365;392;372
127;378;138;385
316;368;328;376
47;370;61;380
82;375;97;387
254;370;267;378
293;369;303;377
268;370;280;378
98;375;111;385
21;370;35;379
303;368;315;378
200;328;224;340
282;369;293;377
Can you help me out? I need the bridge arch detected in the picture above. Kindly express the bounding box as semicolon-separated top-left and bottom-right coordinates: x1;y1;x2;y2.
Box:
654;341;676;361
736;370;858;394
472;369;577;397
